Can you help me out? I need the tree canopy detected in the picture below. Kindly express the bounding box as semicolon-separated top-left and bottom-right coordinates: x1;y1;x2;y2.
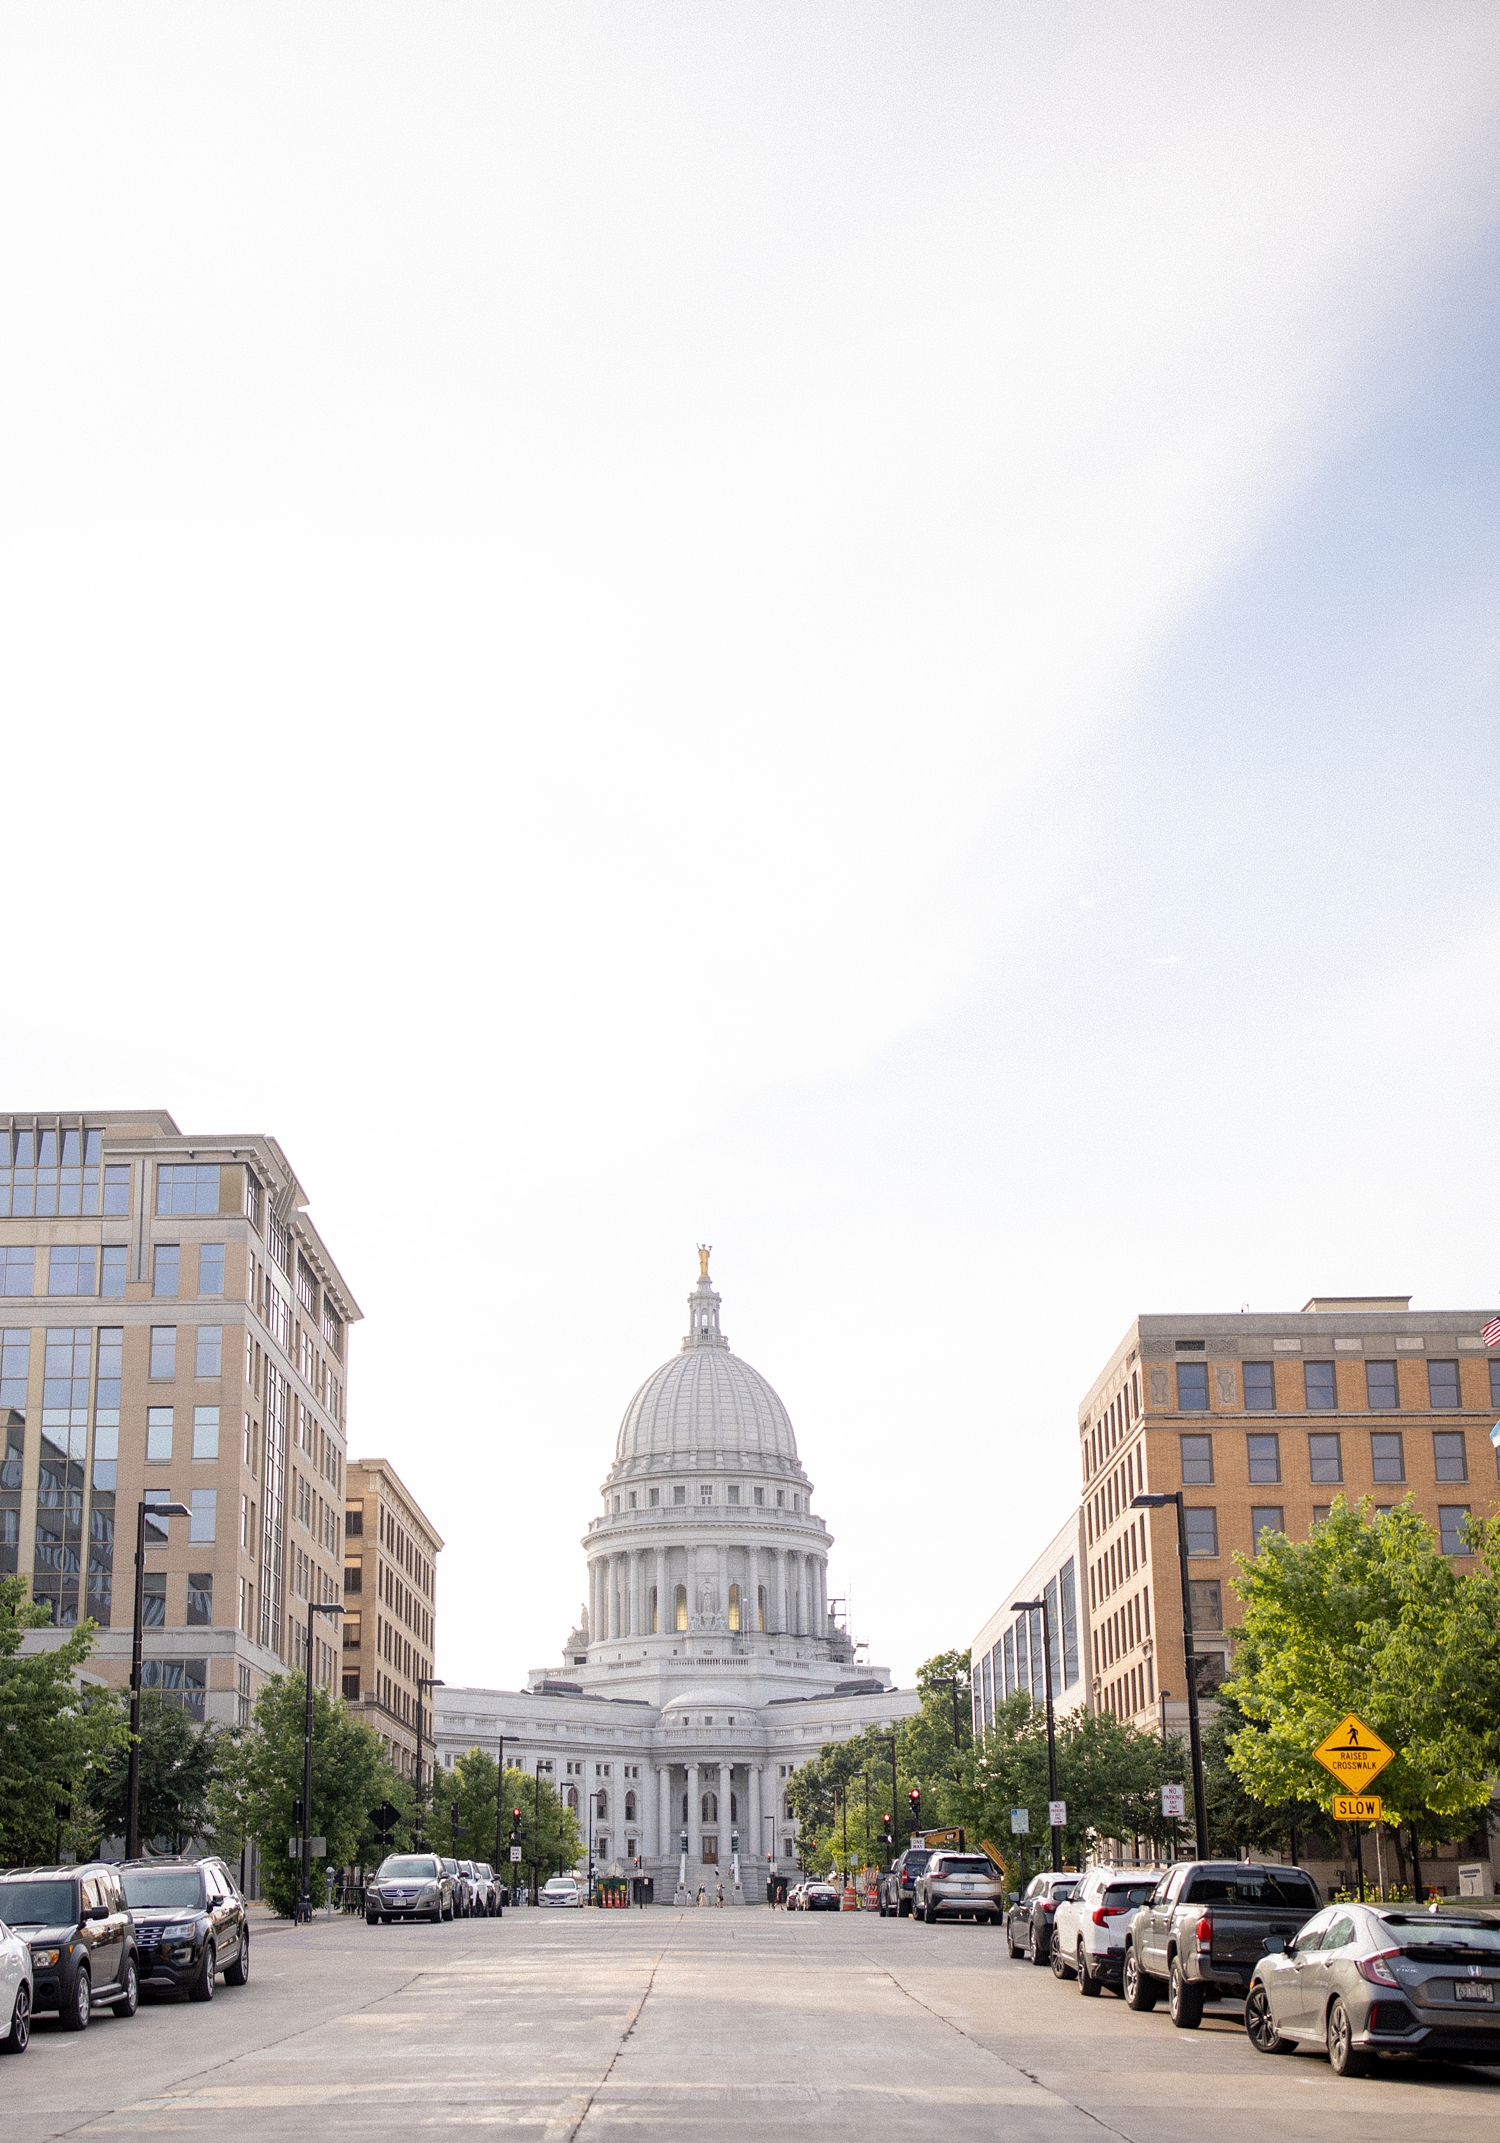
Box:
0;1575;127;1864
432;1748;581;1880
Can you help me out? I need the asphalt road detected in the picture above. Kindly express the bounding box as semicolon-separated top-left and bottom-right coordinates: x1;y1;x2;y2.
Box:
6;1904;1499;2141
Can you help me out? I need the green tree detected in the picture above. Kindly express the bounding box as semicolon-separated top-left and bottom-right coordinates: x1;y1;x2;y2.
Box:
0;1576;127;1863
210;1673;397;1917
87;1691;221;1853
1223;1498;1499;1831
786;1650;973;1876
954;1694;1180;1876
432;1751;581;1885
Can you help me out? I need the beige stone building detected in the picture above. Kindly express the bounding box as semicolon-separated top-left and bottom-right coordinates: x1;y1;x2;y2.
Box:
342;1458;441;1781
1;1109;359;1725
1077;1295;1500;1736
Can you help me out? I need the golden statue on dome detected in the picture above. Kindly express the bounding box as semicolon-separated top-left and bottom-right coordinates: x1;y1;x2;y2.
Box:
697;1243;712;1279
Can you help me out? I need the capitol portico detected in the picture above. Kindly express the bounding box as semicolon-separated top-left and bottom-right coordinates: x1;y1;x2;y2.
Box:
433;1255;918;1897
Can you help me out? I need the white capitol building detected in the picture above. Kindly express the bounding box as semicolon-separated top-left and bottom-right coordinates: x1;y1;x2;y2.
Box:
433;1255;918;1897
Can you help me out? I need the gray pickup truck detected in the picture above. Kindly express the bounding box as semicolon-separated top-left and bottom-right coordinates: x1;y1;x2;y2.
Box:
1122;1860;1321;2028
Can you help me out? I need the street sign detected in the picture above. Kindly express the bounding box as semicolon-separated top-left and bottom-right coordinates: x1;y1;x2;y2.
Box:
1332;1795;1382;1822
1010;1808;1030;1834
287;1836;327;1858
509;1846;523;1862
1313;1713;1395;1792
1160;1783;1185;1819
1047;1801;1067;1828
369;1801;401;1837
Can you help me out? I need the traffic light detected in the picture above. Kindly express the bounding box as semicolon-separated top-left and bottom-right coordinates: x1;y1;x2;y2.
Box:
509;1809;523;1848
907;1787;921;1833
292;1799;305;1832
880;1812;894;1854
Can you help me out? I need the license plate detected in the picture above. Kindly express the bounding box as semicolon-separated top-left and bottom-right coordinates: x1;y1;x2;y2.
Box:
1454;1982;1494;2004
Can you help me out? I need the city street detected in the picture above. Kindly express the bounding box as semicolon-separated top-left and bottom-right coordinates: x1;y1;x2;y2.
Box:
5;1907;1499;2142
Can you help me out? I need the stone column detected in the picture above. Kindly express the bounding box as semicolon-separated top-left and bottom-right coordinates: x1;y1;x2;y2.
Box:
657;1765;672;1859
627;1549;639;1637
748;1761;763;1876
769;1547;783;1632
687;1762;701;1863
816;1557;828;1636
718;1759;732;1860
790;1554;802;1636
687;1542;699;1626
746;1543;760;1634
654;1545;667;1634
604;1556;615;1640
717;1542;729;1633
587;1558;598;1644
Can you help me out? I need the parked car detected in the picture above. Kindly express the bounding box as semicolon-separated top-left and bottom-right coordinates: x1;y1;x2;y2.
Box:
1051;1867;1164;1993
1122;1860;1320;2027
911;1852;1006;1927
1006;1871;1079;1963
117;1856;249;1999
0;1913;34;2054
366;1852;454;1924
471;1864;498;1916
443;1857;471;1917
1245;1900;1500;2075
455;1862;482;1917
801;1882;842;1912
540;1876;583;1907
0;1864;139;2031
879;1848;934;1918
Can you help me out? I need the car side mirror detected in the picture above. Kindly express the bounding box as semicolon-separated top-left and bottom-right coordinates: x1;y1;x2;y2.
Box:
1262;1935;1284;1955
84;1904;110;1921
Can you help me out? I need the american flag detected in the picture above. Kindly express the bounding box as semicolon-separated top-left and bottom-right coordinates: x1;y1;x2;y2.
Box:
1484;1316;1500;1347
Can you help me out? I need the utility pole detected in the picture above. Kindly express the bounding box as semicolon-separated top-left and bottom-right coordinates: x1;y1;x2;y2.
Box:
1133;1492;1209;1859
1012;1597;1061;1872
301;1597;346;1923
125;1497;190;1859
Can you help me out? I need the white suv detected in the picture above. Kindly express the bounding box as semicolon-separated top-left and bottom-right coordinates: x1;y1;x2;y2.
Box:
1051;1867;1164;1996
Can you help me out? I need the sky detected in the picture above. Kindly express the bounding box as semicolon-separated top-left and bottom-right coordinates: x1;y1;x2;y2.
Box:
2;4;1499;1690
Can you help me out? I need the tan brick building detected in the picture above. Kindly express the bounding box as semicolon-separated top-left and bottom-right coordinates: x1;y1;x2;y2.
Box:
1079;1296;1500;1735
343;1458;441;1782
1;1110;359;1725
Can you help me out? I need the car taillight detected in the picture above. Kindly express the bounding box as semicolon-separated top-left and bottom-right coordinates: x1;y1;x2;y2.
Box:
1093;1906;1124;1924
1195;1915;1212;1946
1042;1900;1057;1913
1356;1949;1401;1988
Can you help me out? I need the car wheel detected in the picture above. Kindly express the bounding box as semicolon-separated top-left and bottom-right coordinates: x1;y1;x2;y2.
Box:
1050;1932;1071;1979
61;1965;91;2032
1078;1945;1101;1997
1008;1926;1023;1959
1168;1958;1203;2030
112;1956;140;2019
0;1982;30;2054
366;1913;379;1926
188;1941;216;2003
1244;1984;1294;2055
1123;1947;1159;2012
225;1931;250;1987
1327;1998;1369;2077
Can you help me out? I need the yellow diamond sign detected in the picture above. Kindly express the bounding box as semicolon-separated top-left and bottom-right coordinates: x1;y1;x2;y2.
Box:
1314;1713;1395;1792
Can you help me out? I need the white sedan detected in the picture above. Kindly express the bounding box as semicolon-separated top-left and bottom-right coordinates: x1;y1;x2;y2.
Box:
0;1916;32;2055
540;1877;584;1908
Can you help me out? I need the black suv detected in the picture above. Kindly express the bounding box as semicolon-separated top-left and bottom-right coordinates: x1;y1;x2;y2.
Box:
1006;1870;1079;1964
878;1848;933;1918
0;1864;139;2030
117;1857;250;2000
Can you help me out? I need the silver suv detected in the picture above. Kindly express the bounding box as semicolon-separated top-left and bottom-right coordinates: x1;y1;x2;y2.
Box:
1051;1866;1164;1994
911;1852;1006;1926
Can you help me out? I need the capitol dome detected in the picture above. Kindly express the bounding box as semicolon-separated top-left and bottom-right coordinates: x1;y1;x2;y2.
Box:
610;1259;804;1477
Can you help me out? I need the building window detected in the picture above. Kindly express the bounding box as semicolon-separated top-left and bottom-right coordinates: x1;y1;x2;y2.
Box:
144;1488;173;1541
102;1164;130;1215
187;1572;213;1625
776;1489;785;1508
1189;1579;1223;1629
753;1486;764;1506
628;1490;637;1509
1176;1362;1209;1411
1312;1504;1332;1524
1369;1432;1404;1483
1250;1505;1284;1549
1427;1359;1460;1409
198;1244;225;1297
142;1572;167;1626
1365;1361;1398;1410
47;1246;96;1297
1304;1361;1337;1410
142;1657;206;1720
1243;1362;1276;1411
0;1127;103;1216
100;1245;128;1297
728;1583;741;1633
152;1245;179;1298
648;1487;660;1507
1490;1359;1500;1410
1308;1432;1342;1482
1183;1507;1218;1556
612;1495;620;1514
346;1507;363;1536
150;1326;177;1379
727;1484;740;1504
157;1164;221;1216
1439;1505;1472;1555
1179;1434;1213;1484
674;1583;688;1632
673;1485;686;1506
195;1326;222;1378
146;1407;173;1462
699;1483;713;1502
1246;1433;1280;1483
0;1248;36;1296
1433;1431;1468;1483
192;1405;219;1460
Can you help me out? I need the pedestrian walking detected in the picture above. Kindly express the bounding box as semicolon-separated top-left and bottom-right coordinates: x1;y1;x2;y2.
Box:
716;1881;724;1907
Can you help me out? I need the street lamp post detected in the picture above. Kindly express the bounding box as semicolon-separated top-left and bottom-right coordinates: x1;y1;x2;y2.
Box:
534;1759;544;1905
1012;1597;1061;1873
929;1675;964;1750
1132;1492;1209;1860
492;1730;505;1915
125;1497;191;1860
414;1675;444;1843
1158;1686;1178;1857
301;1597;347;1923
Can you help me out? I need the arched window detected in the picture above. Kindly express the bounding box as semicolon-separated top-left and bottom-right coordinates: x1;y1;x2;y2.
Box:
596;1790;608;1821
701;1790;718;1823
674;1583;688;1632
757;1584;767;1633
566;1785;579;1813
625;1792;636;1822
649;1585;659;1634
730;1793;738;1822
728;1582;741;1634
